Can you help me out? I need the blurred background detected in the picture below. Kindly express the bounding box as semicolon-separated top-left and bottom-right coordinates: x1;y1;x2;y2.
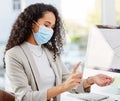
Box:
0;0;120;90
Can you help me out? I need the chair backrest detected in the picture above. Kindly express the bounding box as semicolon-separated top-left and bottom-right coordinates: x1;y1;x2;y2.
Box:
0;89;15;101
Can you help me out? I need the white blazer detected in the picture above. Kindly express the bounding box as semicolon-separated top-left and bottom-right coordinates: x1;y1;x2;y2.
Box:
5;42;89;101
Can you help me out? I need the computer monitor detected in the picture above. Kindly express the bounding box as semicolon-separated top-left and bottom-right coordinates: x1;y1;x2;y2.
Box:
84;25;120;95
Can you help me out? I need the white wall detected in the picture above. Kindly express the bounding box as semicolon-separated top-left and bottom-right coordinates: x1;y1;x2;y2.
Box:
0;0;21;41
25;0;61;11
0;0;60;41
101;0;116;25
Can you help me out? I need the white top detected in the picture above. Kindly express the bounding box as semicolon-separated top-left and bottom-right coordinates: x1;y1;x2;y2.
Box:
25;42;55;90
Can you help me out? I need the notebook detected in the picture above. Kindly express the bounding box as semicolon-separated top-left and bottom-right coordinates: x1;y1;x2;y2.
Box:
68;93;109;101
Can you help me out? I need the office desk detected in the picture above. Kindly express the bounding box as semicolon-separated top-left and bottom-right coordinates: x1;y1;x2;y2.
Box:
61;68;120;101
61;92;120;101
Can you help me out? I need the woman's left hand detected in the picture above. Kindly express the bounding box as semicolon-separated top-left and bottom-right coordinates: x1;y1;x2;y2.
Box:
92;74;114;86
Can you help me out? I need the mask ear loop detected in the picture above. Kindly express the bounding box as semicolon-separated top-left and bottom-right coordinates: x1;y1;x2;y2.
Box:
32;29;35;34
32;21;39;45
33;20;40;27
32;20;40;34
32;21;35;34
33;20;46;29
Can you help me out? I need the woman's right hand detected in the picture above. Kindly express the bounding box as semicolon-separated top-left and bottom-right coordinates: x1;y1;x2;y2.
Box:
63;62;83;91
47;62;83;100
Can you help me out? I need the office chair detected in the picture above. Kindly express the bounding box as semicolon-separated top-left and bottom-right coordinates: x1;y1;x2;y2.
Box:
0;89;15;101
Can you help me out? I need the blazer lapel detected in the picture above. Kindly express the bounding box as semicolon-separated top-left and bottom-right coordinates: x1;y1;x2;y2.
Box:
20;43;41;90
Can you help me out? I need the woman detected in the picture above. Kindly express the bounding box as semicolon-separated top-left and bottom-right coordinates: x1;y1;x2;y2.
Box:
4;3;114;101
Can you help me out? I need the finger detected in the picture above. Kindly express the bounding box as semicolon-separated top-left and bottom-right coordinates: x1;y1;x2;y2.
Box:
106;77;114;84
104;79;113;86
106;76;113;79
72;62;81;74
111;78;115;83
75;79;82;83
72;73;82;79
110;77;115;82
73;83;81;88
99;81;107;86
107;78;114;84
71;78;82;83
105;79;111;85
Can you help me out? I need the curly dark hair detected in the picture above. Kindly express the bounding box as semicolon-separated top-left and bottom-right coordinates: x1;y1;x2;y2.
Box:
4;3;65;65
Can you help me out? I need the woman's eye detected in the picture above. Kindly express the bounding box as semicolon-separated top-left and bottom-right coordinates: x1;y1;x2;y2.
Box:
44;25;49;27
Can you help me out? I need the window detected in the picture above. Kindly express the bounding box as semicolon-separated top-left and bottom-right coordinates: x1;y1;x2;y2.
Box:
13;0;21;10
0;41;6;89
61;0;101;71
116;0;120;24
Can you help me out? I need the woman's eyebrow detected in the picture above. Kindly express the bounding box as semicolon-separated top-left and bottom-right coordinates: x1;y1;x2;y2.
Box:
45;21;55;25
45;21;55;28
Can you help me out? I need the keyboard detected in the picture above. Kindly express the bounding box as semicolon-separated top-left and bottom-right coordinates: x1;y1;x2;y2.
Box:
68;93;109;101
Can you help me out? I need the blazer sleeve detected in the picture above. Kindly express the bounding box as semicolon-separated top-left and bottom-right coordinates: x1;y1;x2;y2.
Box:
58;56;90;93
5;50;47;101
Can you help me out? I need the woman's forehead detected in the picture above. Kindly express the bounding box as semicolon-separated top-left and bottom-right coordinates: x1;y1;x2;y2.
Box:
38;12;56;25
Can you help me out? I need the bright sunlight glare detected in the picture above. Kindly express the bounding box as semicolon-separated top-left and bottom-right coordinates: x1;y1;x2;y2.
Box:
61;0;96;25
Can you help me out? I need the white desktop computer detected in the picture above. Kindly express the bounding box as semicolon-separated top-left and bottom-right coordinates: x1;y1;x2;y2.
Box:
84;25;120;95
64;25;120;101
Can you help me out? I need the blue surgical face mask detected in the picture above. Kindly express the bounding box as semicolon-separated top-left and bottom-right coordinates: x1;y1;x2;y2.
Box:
33;23;54;45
